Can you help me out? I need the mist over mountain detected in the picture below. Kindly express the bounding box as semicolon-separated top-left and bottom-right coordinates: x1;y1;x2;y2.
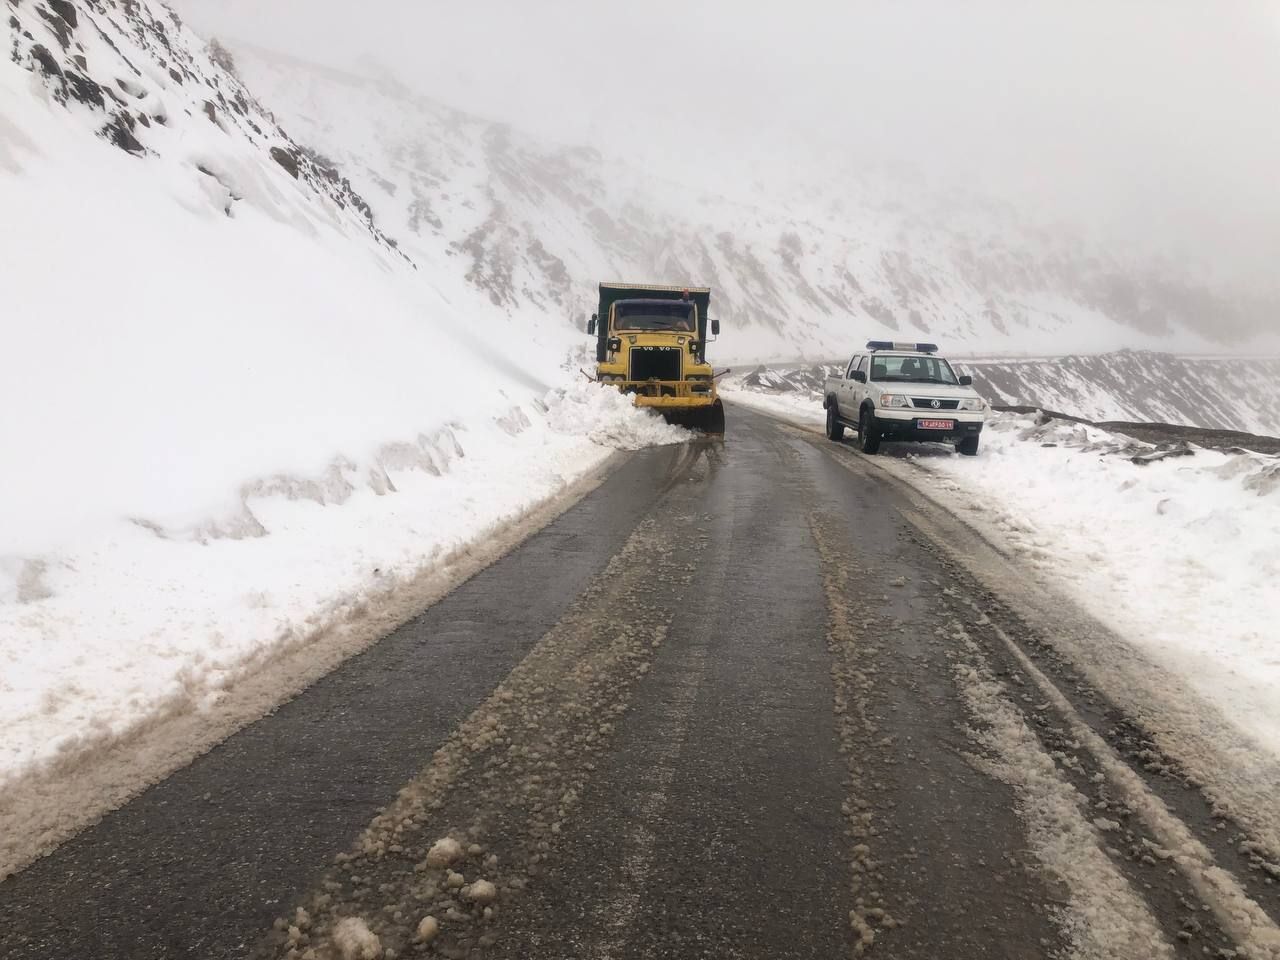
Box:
176;0;1280;350
184;40;1275;364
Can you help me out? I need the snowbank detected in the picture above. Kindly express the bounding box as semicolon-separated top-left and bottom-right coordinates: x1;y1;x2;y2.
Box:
724;388;1280;761
0;385;681;782
0;380;684;877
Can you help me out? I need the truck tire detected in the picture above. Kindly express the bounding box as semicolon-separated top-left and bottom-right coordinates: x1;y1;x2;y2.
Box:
826;404;845;442
859;408;881;455
956;436;980;457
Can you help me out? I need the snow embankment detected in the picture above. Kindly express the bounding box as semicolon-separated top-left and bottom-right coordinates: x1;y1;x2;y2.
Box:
0;379;684;878
724;387;1280;763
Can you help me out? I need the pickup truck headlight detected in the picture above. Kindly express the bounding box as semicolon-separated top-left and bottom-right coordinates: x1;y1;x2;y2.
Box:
957;398;986;411
879;394;911;409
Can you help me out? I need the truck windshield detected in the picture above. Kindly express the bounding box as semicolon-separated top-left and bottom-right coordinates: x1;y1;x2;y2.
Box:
614;302;695;332
870;356;959;384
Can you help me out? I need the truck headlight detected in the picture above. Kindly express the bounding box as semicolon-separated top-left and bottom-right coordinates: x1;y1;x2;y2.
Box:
879;394;911;409
957;398;986;411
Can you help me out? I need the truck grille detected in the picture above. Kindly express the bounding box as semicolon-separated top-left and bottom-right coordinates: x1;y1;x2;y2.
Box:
911;398;960;410
629;346;682;382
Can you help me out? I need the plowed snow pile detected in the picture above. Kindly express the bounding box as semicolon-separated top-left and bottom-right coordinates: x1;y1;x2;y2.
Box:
725;388;1280;760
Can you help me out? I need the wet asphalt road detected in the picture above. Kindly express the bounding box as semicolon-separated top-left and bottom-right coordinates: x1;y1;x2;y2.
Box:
2;404;1275;959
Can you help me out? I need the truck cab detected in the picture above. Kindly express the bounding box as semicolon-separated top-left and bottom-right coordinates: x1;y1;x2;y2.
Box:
823;341;987;456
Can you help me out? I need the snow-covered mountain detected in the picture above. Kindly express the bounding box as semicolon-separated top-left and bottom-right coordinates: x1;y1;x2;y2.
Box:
224;46;1279;364
964;352;1280;436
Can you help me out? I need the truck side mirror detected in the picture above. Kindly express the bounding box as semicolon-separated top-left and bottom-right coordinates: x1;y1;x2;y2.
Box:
710;318;720;336
959;375;973;386
587;314;597;335
851;370;867;383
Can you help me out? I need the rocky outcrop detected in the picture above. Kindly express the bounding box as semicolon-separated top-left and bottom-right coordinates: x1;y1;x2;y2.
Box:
9;0;405;259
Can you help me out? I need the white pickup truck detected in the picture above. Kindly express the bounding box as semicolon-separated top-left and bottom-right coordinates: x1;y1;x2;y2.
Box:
823;341;988;456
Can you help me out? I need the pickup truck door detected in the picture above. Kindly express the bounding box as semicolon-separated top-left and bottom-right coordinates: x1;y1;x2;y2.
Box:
840;355;862;411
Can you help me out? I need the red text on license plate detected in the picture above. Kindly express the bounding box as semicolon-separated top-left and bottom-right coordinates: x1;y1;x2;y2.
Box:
919;419;955;430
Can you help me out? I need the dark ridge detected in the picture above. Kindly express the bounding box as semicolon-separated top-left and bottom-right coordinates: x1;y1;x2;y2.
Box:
993;406;1280;455
102;112;144;154
64;70;103;108
269;145;299;179
46;0;76;29
29;41;61;79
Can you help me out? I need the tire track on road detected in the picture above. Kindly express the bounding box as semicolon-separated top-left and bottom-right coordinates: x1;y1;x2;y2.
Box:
254;512;706;960
799;414;1280;957
952;604;1280;960
806;502;1068;959
582;620;712;960
783;405;1280;944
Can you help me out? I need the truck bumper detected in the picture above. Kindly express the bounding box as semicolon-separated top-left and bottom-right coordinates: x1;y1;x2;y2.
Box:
608;380;718;409
872;413;985;444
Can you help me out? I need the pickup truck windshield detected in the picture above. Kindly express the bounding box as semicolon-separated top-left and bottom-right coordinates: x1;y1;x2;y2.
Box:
614;302;695;332
870;355;959;384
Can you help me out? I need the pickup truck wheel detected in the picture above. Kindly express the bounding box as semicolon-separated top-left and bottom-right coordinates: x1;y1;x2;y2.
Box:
859;409;881;454
826;404;845;442
956;436;980;457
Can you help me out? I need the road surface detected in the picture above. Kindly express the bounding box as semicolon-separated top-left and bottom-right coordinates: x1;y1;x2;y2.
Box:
3;405;1278;960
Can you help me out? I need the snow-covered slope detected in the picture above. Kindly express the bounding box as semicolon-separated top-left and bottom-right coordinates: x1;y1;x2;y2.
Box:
4;0;535;557
226;47;1280;364
731;352;1280;436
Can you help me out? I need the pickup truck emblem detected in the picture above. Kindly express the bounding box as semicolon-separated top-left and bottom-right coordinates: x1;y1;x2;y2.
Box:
930;399;941;409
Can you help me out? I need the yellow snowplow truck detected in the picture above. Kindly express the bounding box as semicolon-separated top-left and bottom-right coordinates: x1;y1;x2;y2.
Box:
586;282;726;434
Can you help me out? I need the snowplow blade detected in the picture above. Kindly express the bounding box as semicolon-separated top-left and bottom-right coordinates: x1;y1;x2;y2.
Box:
662;399;725;436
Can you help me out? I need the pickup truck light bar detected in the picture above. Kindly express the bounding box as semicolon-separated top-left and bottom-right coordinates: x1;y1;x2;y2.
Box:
866;340;939;354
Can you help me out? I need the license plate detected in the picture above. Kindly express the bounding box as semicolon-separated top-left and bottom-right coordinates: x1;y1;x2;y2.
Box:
918;419;955;430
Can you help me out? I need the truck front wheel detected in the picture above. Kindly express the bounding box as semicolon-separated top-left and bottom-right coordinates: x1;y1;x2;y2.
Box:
956;436;980;457
826;404;845;442
859;409;881;454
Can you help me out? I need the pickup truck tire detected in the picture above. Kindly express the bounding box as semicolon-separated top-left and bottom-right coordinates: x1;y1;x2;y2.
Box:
859;408;882;454
956;436;980;457
826;404;845;442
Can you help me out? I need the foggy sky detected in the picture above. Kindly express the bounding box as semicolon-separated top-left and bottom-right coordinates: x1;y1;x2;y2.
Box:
180;0;1280;317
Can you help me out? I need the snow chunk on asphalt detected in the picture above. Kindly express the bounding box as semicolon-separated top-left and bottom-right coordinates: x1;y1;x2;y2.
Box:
544;381;690;450
333;916;381;960
464;878;498;904
425;836;463;868
415;915;439;943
